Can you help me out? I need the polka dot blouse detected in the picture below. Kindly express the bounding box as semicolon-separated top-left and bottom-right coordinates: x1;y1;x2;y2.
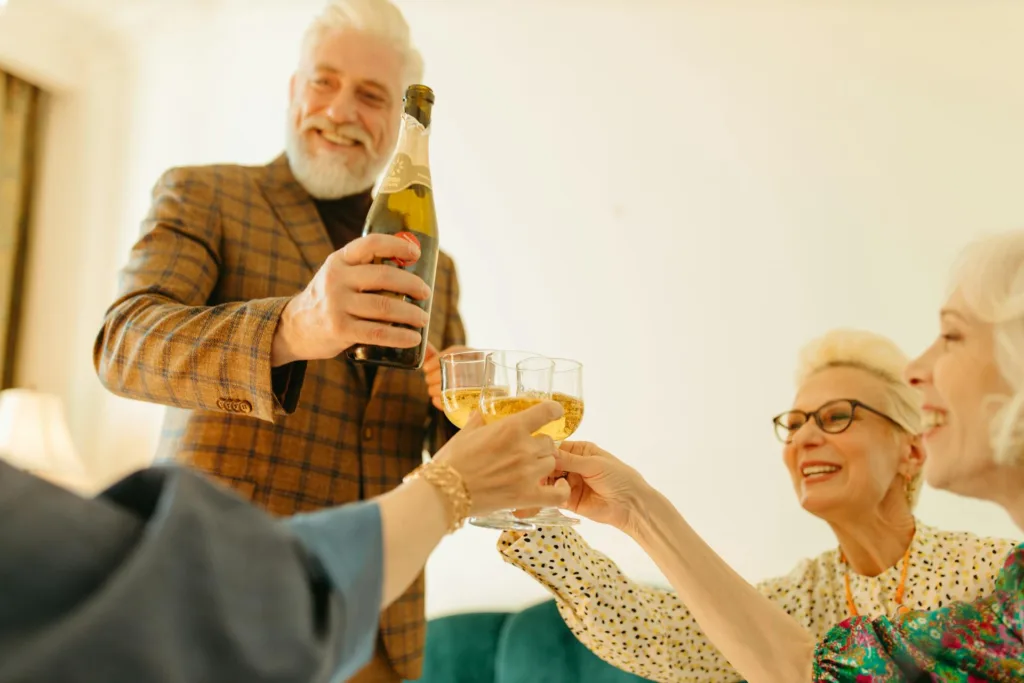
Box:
497;520;1020;683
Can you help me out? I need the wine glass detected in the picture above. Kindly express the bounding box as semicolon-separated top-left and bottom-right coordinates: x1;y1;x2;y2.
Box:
440;350;492;429
468;351;554;531
515;357;583;527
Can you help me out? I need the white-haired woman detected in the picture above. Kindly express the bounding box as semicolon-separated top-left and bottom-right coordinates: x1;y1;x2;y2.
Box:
498;326;1020;682
812;232;1024;680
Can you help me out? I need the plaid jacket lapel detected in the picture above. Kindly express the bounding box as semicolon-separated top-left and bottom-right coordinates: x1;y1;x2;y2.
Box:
257;154;334;275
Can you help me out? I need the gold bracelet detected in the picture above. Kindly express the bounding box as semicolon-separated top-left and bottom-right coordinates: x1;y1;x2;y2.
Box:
403;460;472;534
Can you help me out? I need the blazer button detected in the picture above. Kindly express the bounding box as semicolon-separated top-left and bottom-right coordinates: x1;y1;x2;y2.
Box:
216;398;252;414
363;427;374;440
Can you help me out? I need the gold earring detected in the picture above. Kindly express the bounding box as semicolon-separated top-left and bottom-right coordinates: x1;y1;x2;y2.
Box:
904;474;916;507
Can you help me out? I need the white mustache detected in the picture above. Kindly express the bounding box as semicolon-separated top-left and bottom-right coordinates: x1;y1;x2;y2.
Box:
302;117;377;158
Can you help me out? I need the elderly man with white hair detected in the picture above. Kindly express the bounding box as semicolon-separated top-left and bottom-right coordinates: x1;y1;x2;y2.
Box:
93;1;465;680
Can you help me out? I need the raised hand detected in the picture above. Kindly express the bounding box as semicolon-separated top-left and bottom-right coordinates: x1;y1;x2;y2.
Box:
434;402;571;515
553;441;652;532
271;234;432;366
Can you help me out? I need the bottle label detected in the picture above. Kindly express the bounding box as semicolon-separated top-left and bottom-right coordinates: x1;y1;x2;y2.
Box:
378;152;432;194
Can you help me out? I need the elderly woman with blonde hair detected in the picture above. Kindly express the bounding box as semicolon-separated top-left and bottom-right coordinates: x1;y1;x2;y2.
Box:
498;324;1019;682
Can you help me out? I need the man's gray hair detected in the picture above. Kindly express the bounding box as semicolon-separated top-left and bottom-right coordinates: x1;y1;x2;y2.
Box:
300;0;425;89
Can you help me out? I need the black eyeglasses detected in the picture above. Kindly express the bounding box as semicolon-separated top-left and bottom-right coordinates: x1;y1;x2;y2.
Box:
772;398;905;444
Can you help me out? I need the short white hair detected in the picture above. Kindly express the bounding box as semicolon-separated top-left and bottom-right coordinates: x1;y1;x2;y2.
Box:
300;0;425;89
950;231;1024;467
795;328;925;506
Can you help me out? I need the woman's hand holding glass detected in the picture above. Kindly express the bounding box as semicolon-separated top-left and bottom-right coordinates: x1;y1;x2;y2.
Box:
431;401;571;518
552;441;653;534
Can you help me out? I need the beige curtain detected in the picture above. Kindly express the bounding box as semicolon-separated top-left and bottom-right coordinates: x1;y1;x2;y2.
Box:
0;71;41;389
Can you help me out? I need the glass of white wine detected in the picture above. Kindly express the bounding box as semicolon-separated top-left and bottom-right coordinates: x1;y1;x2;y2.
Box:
440;350;493;429
515;358;584;527
468;351;554;531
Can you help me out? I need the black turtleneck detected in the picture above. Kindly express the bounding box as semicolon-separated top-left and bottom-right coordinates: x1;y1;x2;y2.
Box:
312;191;373;252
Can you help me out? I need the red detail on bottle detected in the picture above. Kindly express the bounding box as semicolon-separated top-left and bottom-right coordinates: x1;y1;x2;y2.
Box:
392;231;421;267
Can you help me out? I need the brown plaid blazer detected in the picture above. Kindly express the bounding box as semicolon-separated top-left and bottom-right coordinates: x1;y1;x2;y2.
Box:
93;154;466;682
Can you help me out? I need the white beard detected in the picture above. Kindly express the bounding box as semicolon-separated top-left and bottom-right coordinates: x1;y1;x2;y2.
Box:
284;114;392;200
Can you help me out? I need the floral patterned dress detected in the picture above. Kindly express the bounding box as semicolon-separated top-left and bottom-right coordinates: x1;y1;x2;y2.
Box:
814;543;1024;682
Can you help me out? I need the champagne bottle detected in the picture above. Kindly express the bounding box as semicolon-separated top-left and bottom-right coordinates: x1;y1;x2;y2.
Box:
347;84;438;370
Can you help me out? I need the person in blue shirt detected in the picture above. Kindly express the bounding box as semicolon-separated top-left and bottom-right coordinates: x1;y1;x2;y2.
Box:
0;400;567;683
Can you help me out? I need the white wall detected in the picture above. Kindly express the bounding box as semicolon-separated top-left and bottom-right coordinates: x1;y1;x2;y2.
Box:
21;0;1024;615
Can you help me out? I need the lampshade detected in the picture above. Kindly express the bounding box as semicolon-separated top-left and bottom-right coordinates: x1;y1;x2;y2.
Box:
0;388;85;476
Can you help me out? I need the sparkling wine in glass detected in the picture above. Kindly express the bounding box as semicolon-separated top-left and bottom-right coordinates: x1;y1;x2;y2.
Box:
516;357;583;527
468;351;554;531
440;350;493;429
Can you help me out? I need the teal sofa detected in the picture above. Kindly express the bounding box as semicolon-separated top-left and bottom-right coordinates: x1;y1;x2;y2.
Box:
407;599;651;682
